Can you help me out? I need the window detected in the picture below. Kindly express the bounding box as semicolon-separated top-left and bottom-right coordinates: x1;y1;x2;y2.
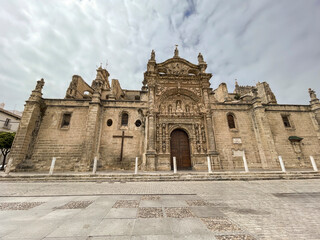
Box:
107;119;113;126
135;120;142;127
61;113;72;128
135;95;140;100
121;113;128;126
4;118;10;127
282;115;291;128
227;114;236;129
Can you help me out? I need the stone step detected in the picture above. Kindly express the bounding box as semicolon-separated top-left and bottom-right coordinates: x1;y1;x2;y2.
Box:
1;171;320;182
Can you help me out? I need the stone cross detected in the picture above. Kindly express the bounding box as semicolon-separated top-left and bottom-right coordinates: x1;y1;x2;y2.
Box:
113;131;133;161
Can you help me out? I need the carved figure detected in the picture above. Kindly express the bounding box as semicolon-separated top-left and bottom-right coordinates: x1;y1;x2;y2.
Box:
201;125;206;143
150;50;155;61
174;45;179;57
35;78;45;92
198;53;204;63
168;105;173;114
176;100;183;113
309;88;317;100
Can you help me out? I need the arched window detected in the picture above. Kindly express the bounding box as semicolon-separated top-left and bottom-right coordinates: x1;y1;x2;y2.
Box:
121;113;129;126
227;114;236;129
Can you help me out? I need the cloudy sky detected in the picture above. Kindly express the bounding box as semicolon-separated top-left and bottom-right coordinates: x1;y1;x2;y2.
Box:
0;0;319;111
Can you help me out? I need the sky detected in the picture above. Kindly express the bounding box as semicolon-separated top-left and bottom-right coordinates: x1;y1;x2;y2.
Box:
0;0;320;111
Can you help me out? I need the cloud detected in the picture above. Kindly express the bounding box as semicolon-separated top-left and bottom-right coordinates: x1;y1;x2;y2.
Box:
0;0;319;111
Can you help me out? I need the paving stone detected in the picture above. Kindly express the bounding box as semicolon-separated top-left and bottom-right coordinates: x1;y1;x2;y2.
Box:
138;207;163;218
140;200;162;207
141;195;161;200
112;200;140;208
201;218;242;232
215;234;256;240
186;200;209;206
54;201;93;209
105;208;137;219
0;202;44;210
132;218;171;235
164;207;194;218
170;218;210;235
190;206;225;218
90;218;135;236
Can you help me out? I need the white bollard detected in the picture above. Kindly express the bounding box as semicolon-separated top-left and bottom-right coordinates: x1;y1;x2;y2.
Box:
278;156;286;172
49;157;56;175
207;156;212;173
173;156;177;174
242;151;249;172
310;156;318;172
92;156;98;174
135;157;138;174
4;157;13;175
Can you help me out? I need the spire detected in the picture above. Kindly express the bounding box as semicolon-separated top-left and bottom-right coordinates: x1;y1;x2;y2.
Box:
174;44;179;58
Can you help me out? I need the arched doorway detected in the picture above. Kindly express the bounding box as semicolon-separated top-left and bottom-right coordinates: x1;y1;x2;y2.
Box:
170;129;191;170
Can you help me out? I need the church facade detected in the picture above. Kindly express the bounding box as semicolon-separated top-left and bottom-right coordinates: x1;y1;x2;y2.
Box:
9;48;320;172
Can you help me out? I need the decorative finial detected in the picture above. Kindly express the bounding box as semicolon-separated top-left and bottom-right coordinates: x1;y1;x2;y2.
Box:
34;78;45;92
198;52;204;63
150;49;155;61
174;44;179;58
309;88;317;100
235;79;239;86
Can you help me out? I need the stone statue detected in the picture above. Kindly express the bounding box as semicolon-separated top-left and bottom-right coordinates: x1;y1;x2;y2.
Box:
309;88;317;100
198;53;204;63
174;45;179;58
176;100;183;113
35;78;45;92
150;50;155;61
168;105;172;114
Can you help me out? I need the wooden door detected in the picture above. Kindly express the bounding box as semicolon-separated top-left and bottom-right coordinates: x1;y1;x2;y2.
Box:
170;129;191;170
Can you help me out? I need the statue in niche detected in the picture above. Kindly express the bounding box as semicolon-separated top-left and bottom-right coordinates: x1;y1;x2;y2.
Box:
168;105;173;114
201;125;206;142
185;105;190;113
176;100;183;114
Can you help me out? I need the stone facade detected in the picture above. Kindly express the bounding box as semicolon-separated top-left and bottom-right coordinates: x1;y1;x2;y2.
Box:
9;48;320;172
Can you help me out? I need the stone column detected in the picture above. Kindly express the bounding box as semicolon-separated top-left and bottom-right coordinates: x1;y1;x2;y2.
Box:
10;79;46;171
251;95;278;169
79;92;102;171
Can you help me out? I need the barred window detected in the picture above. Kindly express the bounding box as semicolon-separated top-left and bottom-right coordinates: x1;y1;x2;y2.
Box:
121;113;128;126
282;115;291;128
227;114;236;129
61;113;72;128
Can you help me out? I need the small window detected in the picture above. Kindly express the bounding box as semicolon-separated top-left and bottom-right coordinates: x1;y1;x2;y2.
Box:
121;113;128;126
61;113;72;128
107;119;113;126
135;95;140;100
227;114;236;129
135;120;142;127
4;118;10;127
282;115;291;128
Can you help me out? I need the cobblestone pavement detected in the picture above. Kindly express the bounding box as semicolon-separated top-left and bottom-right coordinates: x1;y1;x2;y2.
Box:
0;179;319;239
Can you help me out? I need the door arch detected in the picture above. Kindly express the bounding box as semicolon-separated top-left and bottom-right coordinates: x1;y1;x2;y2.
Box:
170;129;191;170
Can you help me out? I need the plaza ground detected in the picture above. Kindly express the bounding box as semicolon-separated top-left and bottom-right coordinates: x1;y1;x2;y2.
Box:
0;179;319;240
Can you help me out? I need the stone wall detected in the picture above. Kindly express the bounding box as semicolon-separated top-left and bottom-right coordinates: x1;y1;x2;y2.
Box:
212;104;261;170
266;105;320;169
30;100;89;171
